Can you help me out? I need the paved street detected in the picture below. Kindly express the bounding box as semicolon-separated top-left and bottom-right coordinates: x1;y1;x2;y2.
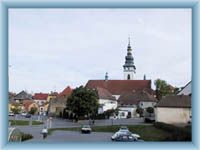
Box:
26;131;113;142
10;117;146;142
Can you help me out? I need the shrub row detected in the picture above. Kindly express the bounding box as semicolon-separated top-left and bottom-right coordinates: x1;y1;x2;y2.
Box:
21;132;33;141
154;122;191;141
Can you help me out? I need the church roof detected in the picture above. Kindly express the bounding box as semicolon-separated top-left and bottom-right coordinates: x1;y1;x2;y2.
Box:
96;87;116;101
85;80;151;95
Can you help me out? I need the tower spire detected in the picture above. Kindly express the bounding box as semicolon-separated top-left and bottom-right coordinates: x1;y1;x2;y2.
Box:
128;36;130;46
123;37;136;80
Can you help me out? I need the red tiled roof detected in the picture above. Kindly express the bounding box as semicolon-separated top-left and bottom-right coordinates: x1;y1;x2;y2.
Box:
59;86;73;97
85;80;151;95
96;87;116;101
33;93;48;100
118;90;157;105
23;100;34;111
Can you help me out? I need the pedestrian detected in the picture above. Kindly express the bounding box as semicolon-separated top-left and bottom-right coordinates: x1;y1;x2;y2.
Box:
41;126;48;139
92;119;95;125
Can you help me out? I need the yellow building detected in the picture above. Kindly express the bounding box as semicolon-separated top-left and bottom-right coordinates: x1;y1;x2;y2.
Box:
47;92;58;102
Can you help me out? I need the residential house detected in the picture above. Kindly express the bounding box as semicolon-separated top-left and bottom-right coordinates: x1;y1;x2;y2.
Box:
48;86;72;116
33;93;48;106
33;93;48;115
58;86;73;98
118;90;157;118
178;81;192;96
47;92;58;102
13;91;32;103
155;95;191;124
95;87;117;114
22;100;39;114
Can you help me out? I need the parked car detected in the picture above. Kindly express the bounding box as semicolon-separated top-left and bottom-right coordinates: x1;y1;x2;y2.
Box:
109;115;118;120
118;126;129;132
21;112;27;116
111;126;141;140
25;114;31;118
112;131;143;142
81;125;92;134
9;112;14;116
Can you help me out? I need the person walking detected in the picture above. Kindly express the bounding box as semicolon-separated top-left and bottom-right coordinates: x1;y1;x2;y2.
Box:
41;126;48;139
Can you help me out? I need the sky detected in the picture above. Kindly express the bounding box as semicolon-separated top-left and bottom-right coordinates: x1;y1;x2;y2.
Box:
9;9;192;94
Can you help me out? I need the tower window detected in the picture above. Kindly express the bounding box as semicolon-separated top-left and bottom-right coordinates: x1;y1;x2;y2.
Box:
127;74;130;80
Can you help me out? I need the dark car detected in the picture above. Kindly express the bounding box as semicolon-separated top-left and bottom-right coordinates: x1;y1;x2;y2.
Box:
25;114;31;118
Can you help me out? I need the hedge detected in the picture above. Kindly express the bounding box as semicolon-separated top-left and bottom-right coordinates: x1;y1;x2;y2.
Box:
154;122;191;141
21;132;33;141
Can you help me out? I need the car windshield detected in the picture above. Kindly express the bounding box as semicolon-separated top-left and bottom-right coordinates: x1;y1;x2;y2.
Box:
120;126;128;130
83;125;90;128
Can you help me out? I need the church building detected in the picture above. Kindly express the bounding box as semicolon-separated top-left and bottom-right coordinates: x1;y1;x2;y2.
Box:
85;38;156;118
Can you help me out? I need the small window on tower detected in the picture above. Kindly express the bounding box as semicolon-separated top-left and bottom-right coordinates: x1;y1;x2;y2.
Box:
127;74;130;80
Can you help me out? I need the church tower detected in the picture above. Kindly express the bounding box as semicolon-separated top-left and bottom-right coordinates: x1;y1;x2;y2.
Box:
123;37;136;80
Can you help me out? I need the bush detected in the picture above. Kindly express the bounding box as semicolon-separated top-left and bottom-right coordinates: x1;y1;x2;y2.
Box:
136;108;144;117
95;113;106;119
154;122;191;141
145;117;155;123
21;132;33;141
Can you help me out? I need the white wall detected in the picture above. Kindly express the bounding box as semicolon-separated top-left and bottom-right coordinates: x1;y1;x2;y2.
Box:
98;99;117;113
124;71;134;80
118;106;137;118
139;101;157;109
155;107;191;124
34;99;46;106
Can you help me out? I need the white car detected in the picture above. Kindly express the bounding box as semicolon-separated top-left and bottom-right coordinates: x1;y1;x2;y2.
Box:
9;112;14;116
21;112;27;116
111;126;141;140
81;125;92;133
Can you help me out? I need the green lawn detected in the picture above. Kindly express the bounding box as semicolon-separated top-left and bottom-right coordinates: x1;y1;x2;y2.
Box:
48;125;171;141
9;120;43;126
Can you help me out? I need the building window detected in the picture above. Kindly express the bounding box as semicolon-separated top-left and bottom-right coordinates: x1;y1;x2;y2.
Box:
127;74;130;80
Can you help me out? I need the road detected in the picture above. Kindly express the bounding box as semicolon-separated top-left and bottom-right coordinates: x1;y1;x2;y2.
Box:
10;117;147;142
25;131;113;142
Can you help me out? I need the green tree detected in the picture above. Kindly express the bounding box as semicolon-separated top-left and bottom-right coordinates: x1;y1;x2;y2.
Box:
154;79;173;100
136;107;144;117
104;109;115;118
66;86;99;121
146;107;154;117
29;107;37;115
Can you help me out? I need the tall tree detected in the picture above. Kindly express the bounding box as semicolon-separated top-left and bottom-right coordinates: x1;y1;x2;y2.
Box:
66;86;99;121
154;79;172;100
